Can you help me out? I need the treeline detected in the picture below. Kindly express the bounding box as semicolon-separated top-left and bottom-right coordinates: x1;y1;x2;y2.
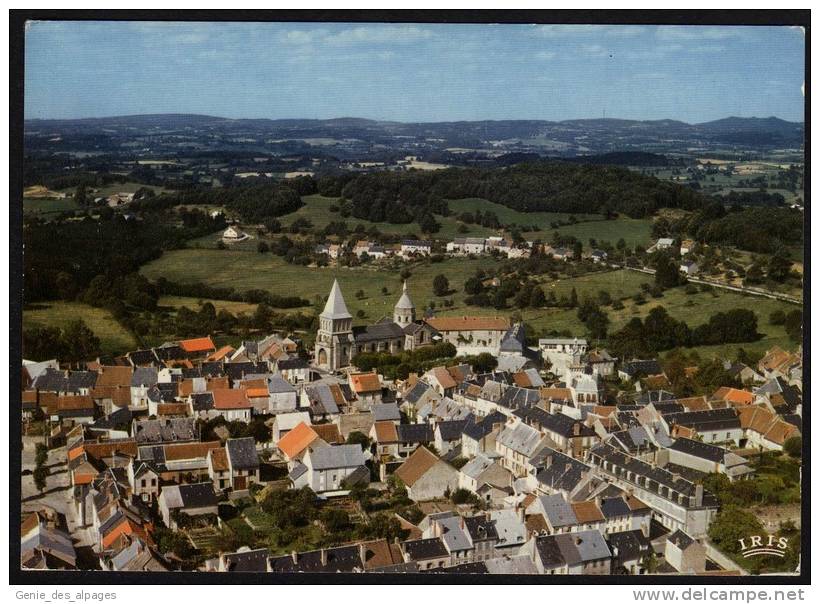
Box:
608;306;759;358
722;190;787;207
351;342;457;380
662;202;803;254
23;319;101;363
326;161;708;227
135;181;304;223
154;277;309;309
24;214;195;302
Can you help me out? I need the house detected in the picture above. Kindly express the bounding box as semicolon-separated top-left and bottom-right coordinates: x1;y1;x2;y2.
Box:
370;420;400;462
133;417;197;446
395;423;434;459
461;411;506;458
277;421;322;462
680;260;699;276
424;316;510;356
21;511;77;570
664;529;706;574
400;240;432;257
130;367;158;410
679;240;695;255
267;374;298;413
525;530;611;575
648;238;674;253
349;372;383;409
271;411;312;443
222;225;248;243
737;405;801;452
216;547;270;572
664;438;754;481
618;359;663;382
527;494;578;534
128;461;161;502
211;389;252;422
607;529;653;575
538;338;588;378
300;383;343;421
401;537;451;570
371;402;401;424
277;357;311;384
50;395;96;426
518;408;597;457
225;437;260;491
268;539;406;572
434;418;470;456
495;420;547;477
298;443;368;493
393;447;458;501
590;249;608;263
157;482;219;529
179;336;217;358
587;443;718;538
458;454;511;499
447;237;486;255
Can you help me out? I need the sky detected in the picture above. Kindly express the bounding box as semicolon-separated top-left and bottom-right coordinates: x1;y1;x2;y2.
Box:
24;21;805;123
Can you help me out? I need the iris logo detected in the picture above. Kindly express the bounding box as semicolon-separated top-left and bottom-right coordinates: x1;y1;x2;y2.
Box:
737;535;789;558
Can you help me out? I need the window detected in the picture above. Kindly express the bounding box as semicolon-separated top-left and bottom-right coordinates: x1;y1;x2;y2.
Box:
141;479;146;487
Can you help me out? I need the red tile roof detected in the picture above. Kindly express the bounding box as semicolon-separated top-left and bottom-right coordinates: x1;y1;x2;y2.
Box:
211;389;250;409
179;336;216;353
277;422;319;459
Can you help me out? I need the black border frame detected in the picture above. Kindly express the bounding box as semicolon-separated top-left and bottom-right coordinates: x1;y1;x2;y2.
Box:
8;8;810;586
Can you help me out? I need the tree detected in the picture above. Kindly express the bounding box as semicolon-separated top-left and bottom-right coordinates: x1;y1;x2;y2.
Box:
257;241;269;253
61;319;101;363
783;436;802;458
708;504;764;557
569;287;578;308
33;466;49;492
783;310;802;342
654;253;682;289
346;431;371;451
767;251;792;283
769;310;786;325
432;274;450;296
468;352;498;374
464;276;483;295
529;286;546;308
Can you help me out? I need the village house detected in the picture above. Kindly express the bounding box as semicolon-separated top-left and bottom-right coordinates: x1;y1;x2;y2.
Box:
394;446;458;501
664;529;706;574
222;225;248;243
157;482;220;529
425;316;510;356
293;443;368;493
400;239;433;257
349;372;383;409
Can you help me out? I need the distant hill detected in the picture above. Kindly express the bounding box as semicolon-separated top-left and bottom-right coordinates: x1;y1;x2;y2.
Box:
24;113;805;154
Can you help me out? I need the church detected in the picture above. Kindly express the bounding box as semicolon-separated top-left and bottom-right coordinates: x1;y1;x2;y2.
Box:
314;280;437;371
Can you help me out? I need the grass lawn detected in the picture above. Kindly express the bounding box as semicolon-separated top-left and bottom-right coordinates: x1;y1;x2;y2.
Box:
549;217;654;250
142;250;506;323
22;197;80;215
142;247;800;360
448;197;601;232
157;295;263;315
23;301;138;355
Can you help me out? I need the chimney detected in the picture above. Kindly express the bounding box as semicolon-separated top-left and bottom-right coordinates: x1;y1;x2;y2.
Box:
573;422;581;437
291;550;298;564
320;548;327;566
694;484;704;507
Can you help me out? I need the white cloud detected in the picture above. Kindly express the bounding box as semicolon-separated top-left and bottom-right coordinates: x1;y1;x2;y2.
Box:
532;24;644;38
655;26;741;41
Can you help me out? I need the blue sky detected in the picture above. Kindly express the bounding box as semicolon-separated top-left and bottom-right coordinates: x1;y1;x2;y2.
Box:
24;21;805;122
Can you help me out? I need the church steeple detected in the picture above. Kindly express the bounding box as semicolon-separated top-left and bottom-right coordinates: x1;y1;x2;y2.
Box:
321;279;352;320
393;280;416;326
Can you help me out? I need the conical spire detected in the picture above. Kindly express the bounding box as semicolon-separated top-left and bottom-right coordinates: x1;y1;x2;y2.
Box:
395;280;414;310
321;279;352;319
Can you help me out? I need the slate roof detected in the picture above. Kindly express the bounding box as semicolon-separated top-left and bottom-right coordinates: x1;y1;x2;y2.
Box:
402;537;449;561
353;322;405;343
128;349;159;367
620;360;663;378
436;418;470;441
668;437;729;463
538;494;578;528
667;529;696;550
608;530;652;563
133;418;197;444
533;449;590;493
226;437;260;471
462;411;507;442
131;367;158;387
403;382;438;406
396;423;433;444
463;514;500;543
268;374;296;394
191;392;214;412
663;408;741;432
307;444;365;470
496;422;543;457
269;544;362;573
372;402;401;422
303;383;343;415
635;390;676;405
177;482;219;508
496;386;540;411
277;357;310;370
221;548;270;572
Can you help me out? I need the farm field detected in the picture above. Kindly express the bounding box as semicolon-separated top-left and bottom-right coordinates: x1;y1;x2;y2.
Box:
23;301;138;355
157;296;263;315
142;249;506;320
549;217;653;250
22;197;79;215
447;197;602;231
141;246;798;361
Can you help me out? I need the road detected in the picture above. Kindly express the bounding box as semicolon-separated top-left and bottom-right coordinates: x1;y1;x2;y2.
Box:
610;264;802;305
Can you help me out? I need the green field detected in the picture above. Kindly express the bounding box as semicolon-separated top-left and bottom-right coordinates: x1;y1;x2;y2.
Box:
142;249;506;321
448;197;601;232
142;245;798;360
23;301;138;355
158;295;263;315
550;217;653;250
22;197;80;215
